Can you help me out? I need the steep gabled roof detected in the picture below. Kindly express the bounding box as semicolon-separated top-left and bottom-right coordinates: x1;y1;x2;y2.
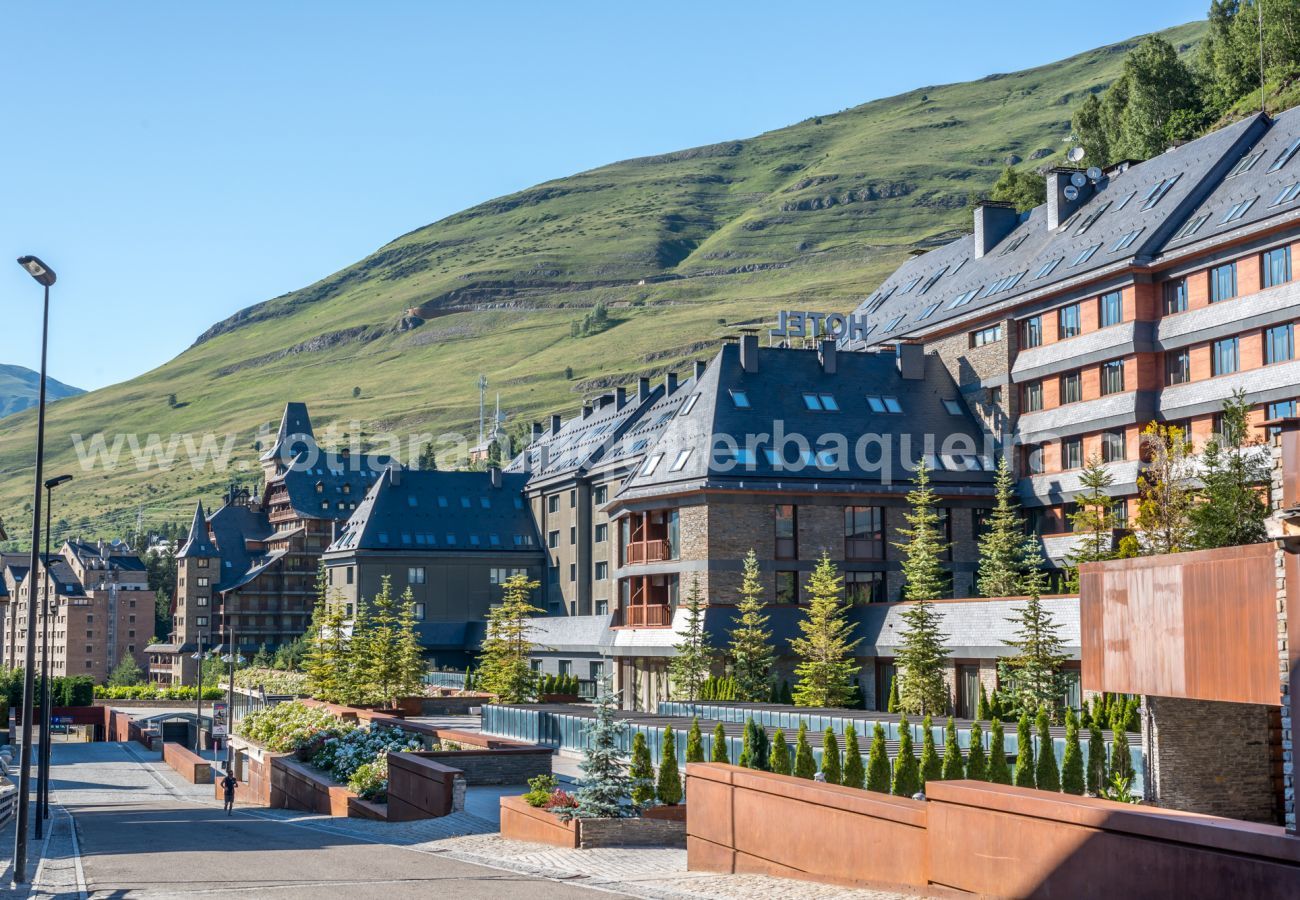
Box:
260;402;315;463
177;501;218;559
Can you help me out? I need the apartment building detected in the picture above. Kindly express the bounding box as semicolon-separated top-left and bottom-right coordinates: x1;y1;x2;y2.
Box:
847;107;1300;564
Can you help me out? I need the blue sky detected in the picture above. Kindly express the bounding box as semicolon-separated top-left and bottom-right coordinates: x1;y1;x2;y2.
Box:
2;0;1206;391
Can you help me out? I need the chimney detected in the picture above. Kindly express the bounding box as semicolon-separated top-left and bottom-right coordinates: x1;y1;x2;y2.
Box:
638;376;651;402
539;446;550;470
389;462;402;487
550;414;562;434
740;334;759;373
694;360;706;381
666;372;678;394
531;422;542;442
582;404;593;419
819;339;837;375
896;343;925;380
1046;167;1094;230
616;387;627;408
973;201;1019;258
488;466;502;489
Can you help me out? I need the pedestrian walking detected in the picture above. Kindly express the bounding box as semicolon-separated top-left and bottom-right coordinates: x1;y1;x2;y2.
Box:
221;772;238;816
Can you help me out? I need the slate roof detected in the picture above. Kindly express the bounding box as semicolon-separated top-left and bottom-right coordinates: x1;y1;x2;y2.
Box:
260;401;316;463
615;342;995;503
847;113;1269;345
205;501;275;592
326;468;541;555
276;448;391;521
63;540;147;572
177;501;218;559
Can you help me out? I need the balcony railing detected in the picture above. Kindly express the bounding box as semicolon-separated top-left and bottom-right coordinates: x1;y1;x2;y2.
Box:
625;539;671;565
623;604;672;627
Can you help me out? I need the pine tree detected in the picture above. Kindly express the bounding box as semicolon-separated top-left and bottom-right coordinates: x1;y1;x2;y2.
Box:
685;717;705;764
358;578;426;707
729;550;777;702
1086;719;1107;795
477;572;543;703
793;723;816;779
108;653;144;687
1135;422;1194;554
790;554;860;707
978;456;1030;597
780;680;793;705
657;728;683;805
770;727;792;775
304;566;361;704
1067;455;1118;573
866;723;891;792
966;721;988;781
567;680;632;820
251;644;273;668
738;717;768;770
896;459;951;601
670;576;712;702
988;718;1011;784
894;464;952;716
629;732;656;808
976;682;990;721
754;720;770;771
891;716;921;797
1013;712;1036;788
1192;391;1270;548
919;715;942;787
999;588;1068;721
711;722;729;764
821;728;842;784
842;723;865;789
941;716;964;780
887;678;900;713
1034;706;1061;792
1110;726;1133;782
1061;708;1085;795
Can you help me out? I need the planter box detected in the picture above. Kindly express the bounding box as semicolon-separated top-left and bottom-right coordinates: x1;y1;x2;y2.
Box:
643;804;686;822
500;795;687;849
500;795;579;848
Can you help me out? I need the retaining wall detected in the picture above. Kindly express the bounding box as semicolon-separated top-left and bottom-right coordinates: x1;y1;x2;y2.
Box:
162;742;212;784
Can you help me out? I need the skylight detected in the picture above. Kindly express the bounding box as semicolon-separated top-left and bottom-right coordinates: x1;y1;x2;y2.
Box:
901;276;922;293
1221;196;1257;223
670;449;692;472
1034;257;1063;279
1142;173;1182;210
1272;182;1300;206
866;395;903;414
949;257;968;276
679;393;700;416
883;315;906;332
1114;191;1137;211
730;390;750;409
919;303;940;320
947;288;980;309
640;453;663;476
942;399;963;416
801;393;838;411
1112;228;1144;252
999;233;1028;256
1174;213;1210;239
1268;136;1300;173
1069;244;1102;267
1075;201;1112;235
919;266;948;294
1227;151;1264;177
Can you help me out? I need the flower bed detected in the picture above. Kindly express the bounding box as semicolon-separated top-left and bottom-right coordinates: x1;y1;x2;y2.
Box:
236;701;352;753
310;724;423;794
233;667;308;696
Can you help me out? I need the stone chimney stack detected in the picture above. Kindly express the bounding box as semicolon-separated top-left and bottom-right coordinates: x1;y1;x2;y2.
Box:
974;201;1020;258
638;377;651;402
1046;167;1094;230
820;339;837;375
740;334;759;373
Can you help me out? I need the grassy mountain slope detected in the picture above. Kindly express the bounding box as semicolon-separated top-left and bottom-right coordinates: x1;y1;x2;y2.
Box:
0;21;1205;540
0;365;83;419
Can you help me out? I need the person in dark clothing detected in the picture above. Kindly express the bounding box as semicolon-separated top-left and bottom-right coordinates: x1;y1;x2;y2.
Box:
221;773;238;815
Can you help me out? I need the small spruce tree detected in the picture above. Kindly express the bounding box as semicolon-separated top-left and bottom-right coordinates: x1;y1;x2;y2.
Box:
966;721;988;781
793;723;817;779
566;680;631;820
1086;719;1107;795
894;461;952;716
941;716;964;781
790;553;860;707
685;717;705;764
657;728;683;805
729;550;777;701
821;728;842;785
892;717;921;797
739;718;757;769
999;580;1068;721
629;732;656;808
842;723;865;789
866;723;891;792
887;678;900;713
711;722;729;764
670;577;712;701
977;455;1030;597
919;714;942;786
976;682;990;721
1034;706;1061;792
1061;708;1085;795
477;572;543;703
1013;712;1036;788
769;727;792;775
988;718;1012;784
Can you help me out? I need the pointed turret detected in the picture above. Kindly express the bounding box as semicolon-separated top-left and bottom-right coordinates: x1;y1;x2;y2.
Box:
177;501;217;558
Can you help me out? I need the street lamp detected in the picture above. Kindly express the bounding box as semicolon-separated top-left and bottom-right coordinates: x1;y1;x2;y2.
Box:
12;255;57;886
36;473;72;838
191;638;217;754
221;633;244;770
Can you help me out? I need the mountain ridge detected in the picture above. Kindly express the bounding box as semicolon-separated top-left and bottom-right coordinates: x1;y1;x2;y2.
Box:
0;364;84;420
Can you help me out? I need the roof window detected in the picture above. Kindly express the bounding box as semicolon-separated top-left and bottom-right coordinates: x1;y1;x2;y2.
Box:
1075;201;1112;235
1221;196;1257;223
730;390;750;409
1271;182;1300;206
919;266;949;294
803;393;839;411
1227;151;1264;177
1173;213;1210;239
942;399;964;416
1141;173;1181;210
866;395;903;414
670;449;692;472
640;454;663;476
1069;244;1101;267
1114;190;1137;211
1269;136;1300;173
919;303;940;320
1034;257;1063;279
679;393;700;416
1111;228;1144;251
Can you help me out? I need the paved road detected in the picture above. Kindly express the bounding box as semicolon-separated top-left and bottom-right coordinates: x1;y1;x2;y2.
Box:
48;743;606;899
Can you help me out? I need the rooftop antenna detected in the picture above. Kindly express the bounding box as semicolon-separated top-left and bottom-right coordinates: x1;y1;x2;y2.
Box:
1067;146;1085;164
477;374;488;447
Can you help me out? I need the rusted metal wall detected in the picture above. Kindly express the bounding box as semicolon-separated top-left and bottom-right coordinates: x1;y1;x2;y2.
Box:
1079;543;1278;704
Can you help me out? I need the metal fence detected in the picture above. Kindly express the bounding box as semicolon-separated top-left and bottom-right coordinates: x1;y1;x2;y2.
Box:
423;671;468;690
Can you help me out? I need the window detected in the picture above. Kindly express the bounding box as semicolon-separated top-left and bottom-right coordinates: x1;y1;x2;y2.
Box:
569;564;576;582
730;390;750;409
1100;360;1125;395
413;602;425;620
569;526;577;545
1024;443;1045;475
548;530;559;549
1271;182;1300;206
407;567;425;585
1075;201;1111;235
845;506;884;560
1268;400;1297;438
640;453;663;476
1069;244;1102;267
1098;291;1123;327
1021;315;1042;348
1111;228;1143;251
942;399;963;416
1266;324;1294;364
919;303;940;320
883;315;906;333
775;571;798;605
1210;262;1237;303
196;596;208;607
1062;437;1083;469
1163;279;1187;314
775;505;797;559
1058;304;1081;339
1173;213;1210;239
669;449;692;471
1142;174;1181;209
195;616;208;627
866;396;902;414
845;571;885;605
594;523;608;543
346;567;354;585
1212;337;1240;376
1060;371;1082;404
1035;257;1063;279
1101;431;1126;463
1269;136;1300;172
1115;190;1138;211
1264;247;1292;288
1165;349;1191;385
1228;151;1264;177
970;324;1002;347
594;485;608;504
548;495;559;514
569;490;577;508
678;393;700;417
802;393;838;411
595;562;609;580
1022;381;1043;412
1222;196;1257;223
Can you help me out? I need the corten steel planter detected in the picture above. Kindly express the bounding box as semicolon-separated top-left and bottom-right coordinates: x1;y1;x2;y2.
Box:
499;796;687;849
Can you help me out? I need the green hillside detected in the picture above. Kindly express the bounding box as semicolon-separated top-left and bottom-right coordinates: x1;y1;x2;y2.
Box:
0;21;1205;541
0;365;83;419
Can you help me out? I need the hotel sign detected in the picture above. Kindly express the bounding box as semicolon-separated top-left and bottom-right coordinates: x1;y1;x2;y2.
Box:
769;311;872;341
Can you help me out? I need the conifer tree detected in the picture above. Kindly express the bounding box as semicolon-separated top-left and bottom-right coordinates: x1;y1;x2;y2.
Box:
999;585;1068;720
304;566;362;704
966;721;988;781
729;550;777;701
1135;422;1194;554
976;682;990;721
685;716;705;764
1034;706;1061;792
1109;726;1133;783
739;718;757;769
1061;708;1085;795
894;463;952;716
711;722;729;764
941;716;964;780
670;576;712;702
1086;719;1107;795
988;718;1011;784
866;722;891;792
477;572;543;703
108;653;144;687
359;578;426;707
887;678;900;713
1013;712;1036;788
842;723;865;789
780;679;793;705
629;732;656;808
978;456;1030;597
790;554;860;707
896;458;951;601
793;722;816;779
567;680;632;819
1067;455;1118;573
821;728;842;784
657;728;683;805
769;727;792;775
891;716;921;797
754;720;770;771
919;714;942;786
1191;389;1270;549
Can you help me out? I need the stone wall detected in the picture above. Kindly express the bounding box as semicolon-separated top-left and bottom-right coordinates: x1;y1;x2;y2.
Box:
924;319;1017;443
421;747;552;785
578;815;686;849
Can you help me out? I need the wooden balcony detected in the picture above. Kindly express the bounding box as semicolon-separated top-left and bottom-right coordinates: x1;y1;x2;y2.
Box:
622;604;672;627
625;539;671;565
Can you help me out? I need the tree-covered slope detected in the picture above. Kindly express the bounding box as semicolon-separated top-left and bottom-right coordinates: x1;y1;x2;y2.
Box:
0;21;1205;540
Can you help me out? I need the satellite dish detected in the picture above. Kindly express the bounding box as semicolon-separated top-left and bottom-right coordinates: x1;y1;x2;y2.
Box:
1070;172;1088;188
1086;166;1103;182
1067;146;1086;163
1063;185;1080;201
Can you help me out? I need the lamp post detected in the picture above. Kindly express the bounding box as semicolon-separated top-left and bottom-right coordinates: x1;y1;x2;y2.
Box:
191;635;207;753
222;632;243;770
36;474;72;838
12;255;56;886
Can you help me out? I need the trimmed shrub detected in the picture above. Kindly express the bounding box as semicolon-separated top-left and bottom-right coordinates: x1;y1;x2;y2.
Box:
780;680;793;705
793;723;816;779
1086;720;1107;795
965;721;988;781
629;732;656;808
821;728;842;785
887;679;900;713
976;682;990;721
842;723;865;789
1034;706;1060;792
1061;708;1085;795
919;715;941;786
769;727;792;775
865;722;890;793
891;717;920;797
941;716;964;780
711;722;729;764
657;728;682;805
1110;726;1133;782
1013;712;1035;788
685;717;705;764
988;718;1011;785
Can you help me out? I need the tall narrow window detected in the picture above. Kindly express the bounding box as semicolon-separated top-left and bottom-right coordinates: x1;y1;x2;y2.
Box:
1022;380;1044;412
775;505;797;560
1058;304;1081;339
1059;371;1082;404
1020;315;1043;349
775;572;798;605
1062;437;1083;469
1100;360;1125;395
1165;349;1191;385
1101;431;1126;463
1163;278;1187;314
1210;262;1237;303
844;506;884;560
1264;246;1292;288
1098;291;1123;327
844;571;885;605
1266;324;1294;364
1212;337;1240;376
